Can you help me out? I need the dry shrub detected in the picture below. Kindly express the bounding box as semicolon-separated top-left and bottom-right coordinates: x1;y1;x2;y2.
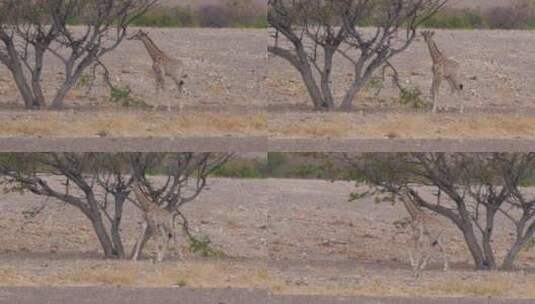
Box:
485;0;535;29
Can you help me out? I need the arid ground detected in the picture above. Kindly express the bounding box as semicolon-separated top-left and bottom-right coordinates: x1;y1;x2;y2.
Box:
267;29;535;140
2;177;535;299
0;28;267;138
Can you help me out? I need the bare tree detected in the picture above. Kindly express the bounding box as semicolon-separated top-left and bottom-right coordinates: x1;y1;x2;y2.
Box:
341;153;535;271
0;153;231;259
126;152;233;259
268;0;448;111
0;0;156;109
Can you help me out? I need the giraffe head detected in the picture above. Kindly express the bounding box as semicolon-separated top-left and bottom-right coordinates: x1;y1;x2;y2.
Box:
421;30;435;43
128;29;149;41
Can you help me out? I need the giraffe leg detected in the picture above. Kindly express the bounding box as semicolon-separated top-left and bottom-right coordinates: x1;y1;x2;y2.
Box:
409;250;416;269
410;233;421;277
446;76;463;114
421;252;431;271
431;75;442;113
169;220;183;260
413;253;423;279
165;67;185;112
153;63;165;110
437;238;449;271
154;227;165;263
132;221;149;261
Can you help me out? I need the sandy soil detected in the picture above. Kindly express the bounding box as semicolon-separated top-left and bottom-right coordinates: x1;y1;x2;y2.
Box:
2;177;535;298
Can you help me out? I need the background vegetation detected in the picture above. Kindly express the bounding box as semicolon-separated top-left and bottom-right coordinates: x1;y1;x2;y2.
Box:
423;0;535;29
130;1;267;28
16;0;532;29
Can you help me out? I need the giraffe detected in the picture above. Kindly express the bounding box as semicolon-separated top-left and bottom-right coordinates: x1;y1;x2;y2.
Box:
398;190;449;278
421;30;464;113
128;30;187;112
130;181;180;263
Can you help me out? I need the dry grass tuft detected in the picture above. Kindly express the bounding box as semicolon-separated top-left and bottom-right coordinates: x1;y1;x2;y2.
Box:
0;266;33;286
4;259;535;299
0;111;267;138
271;271;535;299
0;259;283;290
428;276;512;297
264;77;305;97
53;263;140;286
270;112;535;139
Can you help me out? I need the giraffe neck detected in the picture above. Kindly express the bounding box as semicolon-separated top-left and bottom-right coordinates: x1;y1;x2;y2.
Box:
402;197;423;221
132;184;155;212
426;39;444;64
139;36;167;62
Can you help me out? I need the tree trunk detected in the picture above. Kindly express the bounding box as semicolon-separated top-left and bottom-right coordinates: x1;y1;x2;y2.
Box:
502;241;524;271
110;193;127;258
339;79;364;112
51;81;75;109
30;47;47;108
459;223;493;270
501;222;535;271
481;210;497;269
298;62;327;111
52;58;93;109
1;39;45;109
9;63;41;109
88;210;118;258
320;48;336;110
292;44;327;111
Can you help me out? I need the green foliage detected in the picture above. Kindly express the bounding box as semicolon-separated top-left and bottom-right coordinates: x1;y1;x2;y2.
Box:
175;279;188;287
57;3;266;28
399;86;427;109
130;3;266;28
132;6;195;28
76;73;93;89
368;78;384;91
232;16;268;28
266;153;365;180
108;85;148;108
422;9;486;29
267;153;328;179
212;160;266;178
188;235;225;258
421;4;535;30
